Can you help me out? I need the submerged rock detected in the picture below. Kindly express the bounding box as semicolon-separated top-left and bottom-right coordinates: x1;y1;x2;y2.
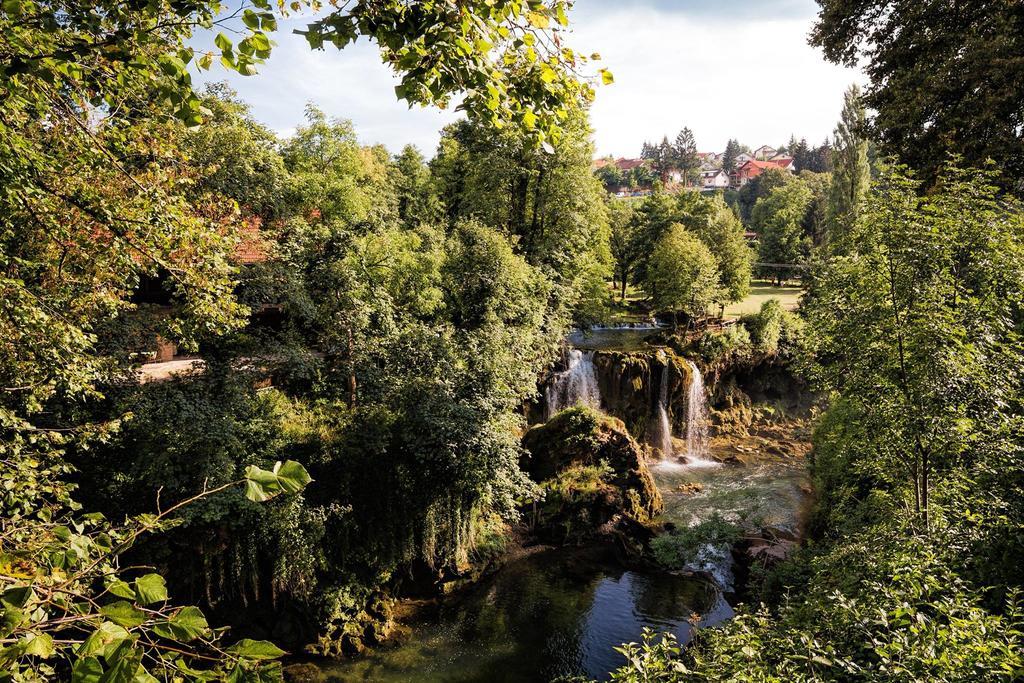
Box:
521;407;662;545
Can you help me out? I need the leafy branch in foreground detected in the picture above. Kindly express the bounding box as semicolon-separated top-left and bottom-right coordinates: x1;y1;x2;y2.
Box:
0;459;311;682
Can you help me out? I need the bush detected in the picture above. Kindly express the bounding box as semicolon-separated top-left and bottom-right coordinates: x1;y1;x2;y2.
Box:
741;298;804;355
693;323;752;364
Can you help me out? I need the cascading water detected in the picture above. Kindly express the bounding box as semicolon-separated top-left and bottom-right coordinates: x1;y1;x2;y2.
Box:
545;349;601;420
648;360;674;458
684;360;718;467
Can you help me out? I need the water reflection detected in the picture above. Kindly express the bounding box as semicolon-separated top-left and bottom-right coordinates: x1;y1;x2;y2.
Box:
316;547;732;682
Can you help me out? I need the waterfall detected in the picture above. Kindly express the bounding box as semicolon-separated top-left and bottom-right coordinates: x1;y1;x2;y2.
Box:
648;361;673;458
684;360;717;467
545;349;601;420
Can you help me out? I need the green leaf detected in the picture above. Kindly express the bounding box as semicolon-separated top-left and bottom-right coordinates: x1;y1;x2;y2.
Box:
100;601;145;629
600;68;614;85
214;33;232;52
22;632;53;658
72;656;104;683
106;580;135;600
244;461;311;501
152;606;209;642
242;9;260;30
1;586;34;608
133;574;167;605
275;460;312;494
226;638;287;660
78;622;131;657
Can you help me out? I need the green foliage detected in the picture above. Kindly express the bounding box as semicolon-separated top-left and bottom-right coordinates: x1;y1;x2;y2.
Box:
752;179;814;284
805;164;1024;524
608;629;685;682
432;110;611;324
826;84;871;253
0;458;309;681
646;224;720;320
812;0;1024;191
692;323;754;365
628;191;751;311
739;298;802;355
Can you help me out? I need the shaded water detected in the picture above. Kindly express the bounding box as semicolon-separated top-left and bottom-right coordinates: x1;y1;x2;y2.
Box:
316;548;733;682
567;326;668;352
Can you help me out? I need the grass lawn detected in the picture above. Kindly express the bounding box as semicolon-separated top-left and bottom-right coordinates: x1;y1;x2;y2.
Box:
723;281;803;318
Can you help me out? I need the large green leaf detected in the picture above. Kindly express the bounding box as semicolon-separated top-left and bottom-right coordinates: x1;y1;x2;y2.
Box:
133;574;167;605
152;606;209;642
244;460;311;501
100;602;145;629
22;632;53;658
226;638;286;660
71;656;104;683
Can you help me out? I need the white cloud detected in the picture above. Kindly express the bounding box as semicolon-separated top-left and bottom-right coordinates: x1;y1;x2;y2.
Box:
573;4;864;156
194;2;863;157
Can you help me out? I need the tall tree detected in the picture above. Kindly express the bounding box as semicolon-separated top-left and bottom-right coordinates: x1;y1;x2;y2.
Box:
807;164;1024;525
827;84;871;254
432;109;611;324
812;0;1024;191
607;200;638;300
722;139;742;174
673;127;701;186
642;136;677;183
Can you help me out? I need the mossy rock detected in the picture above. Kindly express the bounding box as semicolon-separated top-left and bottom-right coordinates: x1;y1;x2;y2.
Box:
521;407;662;543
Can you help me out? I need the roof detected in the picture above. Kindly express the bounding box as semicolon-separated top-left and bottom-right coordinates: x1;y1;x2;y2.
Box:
730;157;797;182
232;216;271;264
591;157;650;172
615;157;648;171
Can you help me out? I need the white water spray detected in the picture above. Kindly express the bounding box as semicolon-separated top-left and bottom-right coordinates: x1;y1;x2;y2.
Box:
684;360;718;467
545;349;601;420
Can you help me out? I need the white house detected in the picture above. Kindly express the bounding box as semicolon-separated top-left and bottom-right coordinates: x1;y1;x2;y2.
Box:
734;152;754;166
700;168;730;190
753;145;777;160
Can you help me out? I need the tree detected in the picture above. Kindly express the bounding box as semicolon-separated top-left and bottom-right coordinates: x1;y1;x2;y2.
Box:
722;139;742;174
607;200;638;300
827;84;872;254
646;224;720;323
673;127;701;186
806;164;1024;526
690;198;752;308
752;180;813;284
812;0;1024;191
736;167;791;223
595;162;625;193
393;144;442;228
791;138;812;171
643;136;677;183
799;170;833;247
431;109;611;324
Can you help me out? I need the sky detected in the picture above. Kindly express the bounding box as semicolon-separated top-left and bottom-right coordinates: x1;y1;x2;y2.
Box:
194;0;863;158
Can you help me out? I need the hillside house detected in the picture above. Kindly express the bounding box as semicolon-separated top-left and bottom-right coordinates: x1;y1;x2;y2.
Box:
729;158;796;187
753;145;777;160
700;168;730;190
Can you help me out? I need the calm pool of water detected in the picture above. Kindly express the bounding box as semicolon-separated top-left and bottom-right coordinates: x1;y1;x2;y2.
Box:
315;546;732;682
